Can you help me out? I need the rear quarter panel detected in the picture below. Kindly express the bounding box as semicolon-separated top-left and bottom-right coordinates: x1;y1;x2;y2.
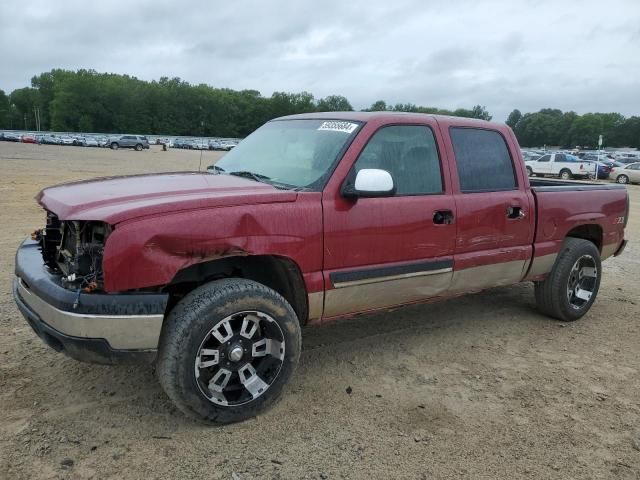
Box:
526;188;627;279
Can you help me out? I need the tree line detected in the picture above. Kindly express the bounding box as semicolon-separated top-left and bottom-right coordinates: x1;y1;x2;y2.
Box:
507;108;640;148
0;69;491;138
0;69;637;148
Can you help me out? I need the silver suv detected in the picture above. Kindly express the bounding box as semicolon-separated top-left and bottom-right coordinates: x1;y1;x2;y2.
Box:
109;135;150;151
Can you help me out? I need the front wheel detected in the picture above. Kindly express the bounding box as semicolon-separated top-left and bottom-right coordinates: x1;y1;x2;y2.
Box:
617;174;629;184
156;278;301;424
534;238;601;322
110;142;119;150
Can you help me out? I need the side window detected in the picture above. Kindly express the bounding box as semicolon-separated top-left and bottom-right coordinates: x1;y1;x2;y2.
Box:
353;125;443;195
450;128;517;193
555;154;566;162
537;155;551;162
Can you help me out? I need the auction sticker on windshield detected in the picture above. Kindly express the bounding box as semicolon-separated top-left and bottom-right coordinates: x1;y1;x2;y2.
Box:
318;121;359;134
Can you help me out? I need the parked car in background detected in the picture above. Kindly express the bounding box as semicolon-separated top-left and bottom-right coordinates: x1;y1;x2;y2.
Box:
208;140;224;150
2;132;22;142
615;152;640;164
610;163;640;184
191;139;209;150
521;150;542;161
40;135;60;145
21;134;37;144
220;141;237;151
59;136;75;146
581;160;612;179
173;138;189;149
83;137;100;147
109;135;150;151
525;153;596;179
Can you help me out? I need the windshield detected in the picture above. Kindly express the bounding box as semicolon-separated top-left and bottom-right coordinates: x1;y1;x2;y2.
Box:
214;119;361;189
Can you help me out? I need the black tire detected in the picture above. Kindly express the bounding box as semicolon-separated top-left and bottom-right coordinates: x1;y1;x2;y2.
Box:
526;166;533;177
156;278;302;424
559;169;572;180
110;142;119;150
616;174;629;184
135;143;143;151
534;238;602;322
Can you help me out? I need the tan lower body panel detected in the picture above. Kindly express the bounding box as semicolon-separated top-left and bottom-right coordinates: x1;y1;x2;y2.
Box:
601;242;618;260
307;291;324;322
323;270;452;318
526;253;558;278
449;260;527;293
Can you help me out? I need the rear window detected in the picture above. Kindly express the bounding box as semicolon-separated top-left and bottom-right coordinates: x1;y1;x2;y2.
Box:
450;128;517;193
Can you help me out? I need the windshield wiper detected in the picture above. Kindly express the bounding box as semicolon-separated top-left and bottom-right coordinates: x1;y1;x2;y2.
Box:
206;164;225;174
228;170;271;183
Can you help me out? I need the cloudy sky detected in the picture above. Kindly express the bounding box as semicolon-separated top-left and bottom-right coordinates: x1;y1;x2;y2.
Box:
2;0;639;121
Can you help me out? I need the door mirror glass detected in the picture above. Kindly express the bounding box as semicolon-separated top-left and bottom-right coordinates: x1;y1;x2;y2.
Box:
343;168;395;198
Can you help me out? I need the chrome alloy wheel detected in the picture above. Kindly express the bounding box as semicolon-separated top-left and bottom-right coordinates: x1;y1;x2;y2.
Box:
566;255;598;310
194;311;285;406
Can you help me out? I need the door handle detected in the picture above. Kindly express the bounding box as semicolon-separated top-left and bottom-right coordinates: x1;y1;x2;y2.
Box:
506;206;525;219
433;210;454;225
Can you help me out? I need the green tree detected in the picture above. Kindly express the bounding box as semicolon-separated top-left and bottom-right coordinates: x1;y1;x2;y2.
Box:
0;89;10;129
316;95;353;111
368;100;389;111
506;109;522;129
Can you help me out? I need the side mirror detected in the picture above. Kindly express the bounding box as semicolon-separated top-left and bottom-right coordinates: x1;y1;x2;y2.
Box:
342;168;395;198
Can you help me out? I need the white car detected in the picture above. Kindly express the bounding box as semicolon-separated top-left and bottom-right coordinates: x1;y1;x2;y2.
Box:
610;163;640;184
83;137;99;147
525;153;596;180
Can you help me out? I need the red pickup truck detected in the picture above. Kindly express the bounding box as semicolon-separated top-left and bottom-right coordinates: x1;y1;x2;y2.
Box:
13;112;629;423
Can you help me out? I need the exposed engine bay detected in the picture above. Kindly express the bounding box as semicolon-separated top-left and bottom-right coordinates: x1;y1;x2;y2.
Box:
34;212;110;292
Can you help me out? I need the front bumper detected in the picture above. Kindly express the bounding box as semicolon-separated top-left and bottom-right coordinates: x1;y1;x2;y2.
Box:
13;240;169;364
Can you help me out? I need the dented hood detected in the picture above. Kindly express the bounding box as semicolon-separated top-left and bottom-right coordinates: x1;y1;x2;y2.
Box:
37;172;298;224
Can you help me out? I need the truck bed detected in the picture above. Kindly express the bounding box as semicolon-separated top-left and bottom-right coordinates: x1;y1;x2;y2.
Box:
529;178;627;192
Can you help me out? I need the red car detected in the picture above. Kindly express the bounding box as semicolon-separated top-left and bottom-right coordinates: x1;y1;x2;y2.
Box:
21;134;37;144
13;112;629;423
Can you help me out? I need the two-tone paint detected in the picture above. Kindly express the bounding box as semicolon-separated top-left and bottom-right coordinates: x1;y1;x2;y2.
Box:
35;112;628;332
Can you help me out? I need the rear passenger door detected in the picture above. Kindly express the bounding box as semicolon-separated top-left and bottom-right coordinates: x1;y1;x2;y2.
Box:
441;125;535;293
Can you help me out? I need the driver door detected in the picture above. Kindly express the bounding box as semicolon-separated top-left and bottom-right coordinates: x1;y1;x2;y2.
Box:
321;122;456;319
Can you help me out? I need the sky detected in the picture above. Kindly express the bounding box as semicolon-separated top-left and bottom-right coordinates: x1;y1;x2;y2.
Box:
2;0;639;122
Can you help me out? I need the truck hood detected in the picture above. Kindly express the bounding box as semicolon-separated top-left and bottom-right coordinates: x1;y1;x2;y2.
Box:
37;172;298;224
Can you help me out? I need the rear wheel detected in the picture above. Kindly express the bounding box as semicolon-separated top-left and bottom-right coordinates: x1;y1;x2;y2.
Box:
135;143;143;151
110;142;119;150
156;278;301;424
616;174;629;184
534;238;601;322
559;169;572;180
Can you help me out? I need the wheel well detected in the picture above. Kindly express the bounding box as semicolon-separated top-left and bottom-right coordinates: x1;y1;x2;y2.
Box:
164;255;309;324
566;224;603;251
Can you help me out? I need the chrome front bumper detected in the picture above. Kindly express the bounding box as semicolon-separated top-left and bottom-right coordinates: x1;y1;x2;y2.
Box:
13;240;169;364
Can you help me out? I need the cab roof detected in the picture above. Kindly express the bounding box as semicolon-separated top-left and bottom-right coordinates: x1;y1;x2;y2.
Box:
275;111;496;127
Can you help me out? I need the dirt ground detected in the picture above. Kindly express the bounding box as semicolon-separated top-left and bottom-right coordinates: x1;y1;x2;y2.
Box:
0;142;639;480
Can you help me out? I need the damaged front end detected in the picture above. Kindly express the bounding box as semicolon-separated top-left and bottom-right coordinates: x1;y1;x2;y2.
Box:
33;212;111;293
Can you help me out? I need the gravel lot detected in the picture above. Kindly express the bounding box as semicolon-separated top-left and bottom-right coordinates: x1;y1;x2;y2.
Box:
1;142;639;479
